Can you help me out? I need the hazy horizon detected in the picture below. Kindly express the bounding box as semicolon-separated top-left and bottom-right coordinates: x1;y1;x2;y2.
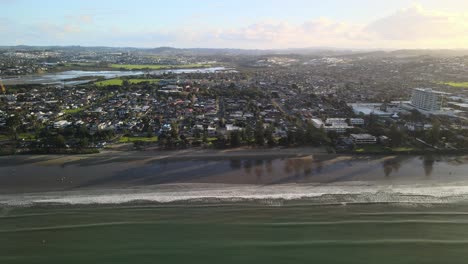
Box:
3;0;468;50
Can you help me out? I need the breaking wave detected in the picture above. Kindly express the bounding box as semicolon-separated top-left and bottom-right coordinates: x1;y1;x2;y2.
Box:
3;182;468;207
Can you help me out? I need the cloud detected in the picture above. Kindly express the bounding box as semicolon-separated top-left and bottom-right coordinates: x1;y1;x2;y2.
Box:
63;24;81;33
3;4;468;49
64;14;94;24
78;15;93;24
204;19;368;49
202;4;468;49
366;4;468;41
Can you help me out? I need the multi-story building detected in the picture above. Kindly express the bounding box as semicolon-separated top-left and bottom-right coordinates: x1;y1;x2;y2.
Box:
349;118;365;126
311;118;353;134
350;134;377;144
411;88;449;111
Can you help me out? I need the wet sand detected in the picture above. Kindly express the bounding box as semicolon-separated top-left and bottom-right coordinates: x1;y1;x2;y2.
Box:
1;151;468;205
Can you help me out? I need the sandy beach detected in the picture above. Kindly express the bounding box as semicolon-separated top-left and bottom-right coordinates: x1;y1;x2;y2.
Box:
1;150;468;205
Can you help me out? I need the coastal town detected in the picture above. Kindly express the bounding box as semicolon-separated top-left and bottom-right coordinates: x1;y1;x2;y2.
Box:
1;46;468;155
5;1;468;263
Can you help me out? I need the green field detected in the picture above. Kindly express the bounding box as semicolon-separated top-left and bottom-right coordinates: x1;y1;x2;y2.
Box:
17;132;36;140
63;107;84;114
109;64;211;70
0;133;36;140
440;82;468;88
355;145;415;153
64;62;97;67
118;136;158;143
95;79;161;87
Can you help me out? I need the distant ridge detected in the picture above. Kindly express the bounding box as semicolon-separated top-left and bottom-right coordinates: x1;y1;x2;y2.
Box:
1;45;468;57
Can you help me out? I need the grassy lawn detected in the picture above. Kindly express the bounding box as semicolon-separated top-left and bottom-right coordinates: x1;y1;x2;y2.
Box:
439;82;468;88
64;107;84;114
18;132;36;140
109;64;211;70
95;79;161;87
0;133;36;140
391;147;415;152
355;145;390;153
355;145;417;153
118;136;158;143
64;62;97;67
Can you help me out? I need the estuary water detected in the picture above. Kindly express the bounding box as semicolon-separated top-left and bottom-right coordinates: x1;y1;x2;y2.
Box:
1;67;227;85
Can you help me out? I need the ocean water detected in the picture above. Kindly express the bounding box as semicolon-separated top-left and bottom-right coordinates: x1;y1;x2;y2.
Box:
2;203;468;264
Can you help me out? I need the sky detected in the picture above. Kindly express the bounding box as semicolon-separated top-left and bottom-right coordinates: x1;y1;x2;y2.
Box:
2;0;468;49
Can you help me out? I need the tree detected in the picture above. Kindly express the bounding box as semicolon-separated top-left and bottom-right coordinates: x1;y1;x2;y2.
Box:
254;121;265;146
122;79;130;89
202;130;208;143
79;138;89;148
294;127;305;144
229;131;241;147
216;134;227;148
170;122;179;140
265;127;276;147
244;124;254;144
327;131;339;143
388;124;404;147
54;135;66;149
146;130;154;138
6;115;21;140
409;109;424;123
193;129;201;139
286;129;296;145
367;113;379;129
428;119;441;145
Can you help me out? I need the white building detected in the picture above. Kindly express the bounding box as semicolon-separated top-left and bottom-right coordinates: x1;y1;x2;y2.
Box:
311;118;353;134
326;118;347;126
348;103;393;117
349;118;365;126
350;134;377;144
54;120;72;129
411;88;449;111
311;118;325;128
226;124;242;131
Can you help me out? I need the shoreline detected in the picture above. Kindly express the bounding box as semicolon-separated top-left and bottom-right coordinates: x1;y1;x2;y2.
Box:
1;147;332;160
3;181;468;208
2;145;467;158
2;146;466;160
1;151;468;208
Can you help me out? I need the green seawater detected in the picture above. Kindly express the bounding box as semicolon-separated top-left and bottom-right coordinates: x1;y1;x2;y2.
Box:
2;203;468;264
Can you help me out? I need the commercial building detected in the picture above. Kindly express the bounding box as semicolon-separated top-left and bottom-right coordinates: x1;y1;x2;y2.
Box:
348;103;393;117
311;118;353;134
349;118;365;126
326;118;347;126
350;134;377;144
411;88;449;111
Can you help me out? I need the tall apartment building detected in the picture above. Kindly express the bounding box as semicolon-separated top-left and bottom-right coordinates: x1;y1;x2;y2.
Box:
411;88;448;111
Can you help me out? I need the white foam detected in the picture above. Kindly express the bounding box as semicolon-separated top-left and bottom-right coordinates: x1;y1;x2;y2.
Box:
3;182;468;206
